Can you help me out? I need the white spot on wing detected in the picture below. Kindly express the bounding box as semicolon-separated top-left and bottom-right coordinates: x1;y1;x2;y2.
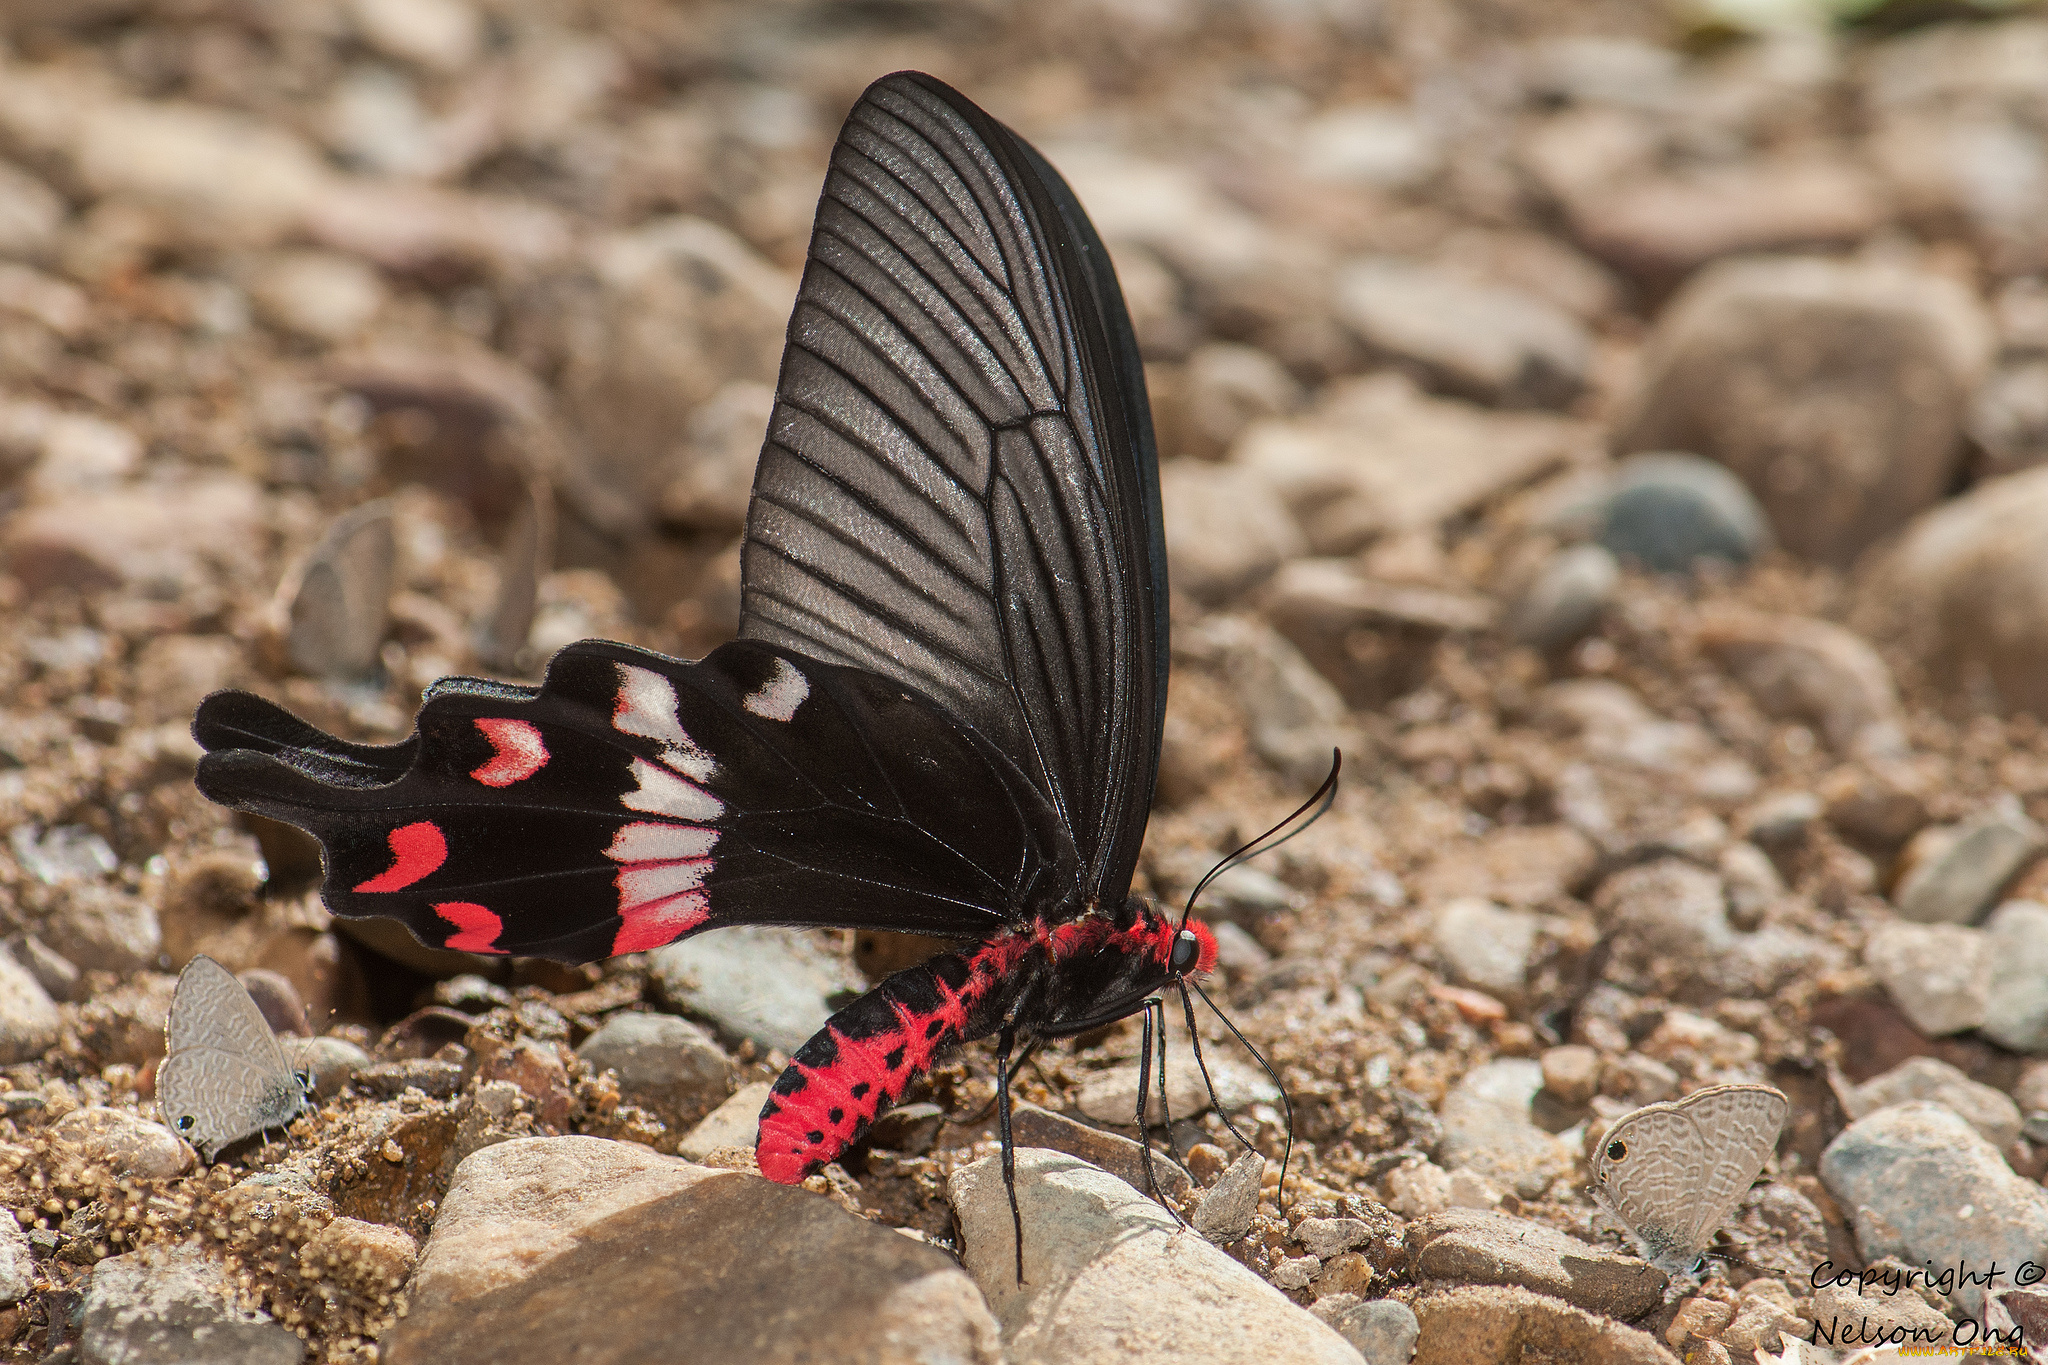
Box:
606;823;717;864
741;657;810;723
622;758;723;822
617;860;710;909
613;663;715;781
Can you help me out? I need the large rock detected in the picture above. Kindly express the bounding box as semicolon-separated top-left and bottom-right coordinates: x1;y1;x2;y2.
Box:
1857;464;2048;717
1863;921;1991;1036
1694;607;1902;755
1405;1208;1666;1318
79;1245;303;1365
1892;803;2046;925
948;1149;1361;1364
1984;899;2048;1053
1842;1056;2022;1150
1410;1284;1680;1365
1614;257;1993;566
45;882;162;973
1332;257;1590;409
1821;1103;2048;1314
384;1136;999;1365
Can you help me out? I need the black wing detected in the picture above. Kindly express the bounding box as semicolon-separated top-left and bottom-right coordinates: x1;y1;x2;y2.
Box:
738;72;1168;908
193;641;1077;962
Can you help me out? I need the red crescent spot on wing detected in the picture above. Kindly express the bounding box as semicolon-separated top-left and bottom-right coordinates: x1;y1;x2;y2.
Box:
611;891;709;955
353;821;447;893
434;901;505;954
470;718;547;787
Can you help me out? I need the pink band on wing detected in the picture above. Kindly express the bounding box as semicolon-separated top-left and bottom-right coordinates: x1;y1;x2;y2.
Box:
470;718;548;787
354;821;447;893
434;901;505;954
612;891;709;955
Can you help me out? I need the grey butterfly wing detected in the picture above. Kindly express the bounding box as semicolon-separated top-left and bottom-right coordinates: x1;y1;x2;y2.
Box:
286;499;395;680
159;956;307;1162
1666;1084;1788;1254
1591;1083;1787;1273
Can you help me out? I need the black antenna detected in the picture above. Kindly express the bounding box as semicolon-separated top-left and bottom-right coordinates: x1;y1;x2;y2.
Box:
1178;751;1341;934
1181;978;1295;1217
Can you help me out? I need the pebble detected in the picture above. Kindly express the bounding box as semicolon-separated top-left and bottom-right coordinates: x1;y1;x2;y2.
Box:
676;1080;774;1162
1895;803;2046;927
657;380;773;533
1858;463;2048;716
1158;460;1305;602
1844;1056;2022;1149
234;970;307;1036
1197;921;1269;974
1984;899;2048;1053
0;1211;28;1306
353;1058;466;1101
52;1106;196;1180
1192;1150;1264;1243
648;926;849;1054
949;1149;1360;1364
0;160;63;260
1435;1060;1574;1199
0;945;59;1064
1332;257;1591;410
1807;1277;1957;1355
1415;825;1597;908
15;934;80;1003
1694;607;1904;756
1195;615;1353;784
247;249;385;342
1862;921;1990;1036
1613;256;1992;566
4;477;263;600
1718;1281;1805;1356
347;0;482;73
1820;1102;2048;1314
1595;858;1829;1000
1193;864;1298;925
1410;1283;1680;1365
11;824;118;884
1431;899;1542;1001
575;1011;733;1130
79;1244;303;1365
1322;1299;1418;1365
277;1035;370;1098
1406;1207;1666;1318
1010;1103;1193;1202
1539;1045;1601;1106
42;883;161;974
1970;361;2048;477
297;1216;418;1300
1074;1053;1275;1127
385;1135;1000;1365
1505;543;1617;650
1170;342;1301;461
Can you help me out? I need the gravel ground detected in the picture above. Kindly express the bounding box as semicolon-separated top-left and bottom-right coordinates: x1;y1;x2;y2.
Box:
4;1;2048;1362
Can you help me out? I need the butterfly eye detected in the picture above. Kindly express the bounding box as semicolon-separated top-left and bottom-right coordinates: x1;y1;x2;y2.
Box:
1605;1138;1627;1162
1170;929;1201;975
176;1115;194;1131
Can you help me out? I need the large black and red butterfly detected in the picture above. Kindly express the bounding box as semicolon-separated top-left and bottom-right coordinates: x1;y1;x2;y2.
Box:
192;72;1296;1254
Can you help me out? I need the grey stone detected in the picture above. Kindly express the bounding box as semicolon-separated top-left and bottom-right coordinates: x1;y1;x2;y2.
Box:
1197;865;1298;925
45;882;161;973
352;1058;464;1100
1857;464;2048;717
247;250;385;342
1695;607;1904;756
1298;1217;1371;1259
649;926;851;1055
1272;1254;1320;1289
80;1244;303;1365
1614;256;1992;566
1193;1150;1265;1243
0;1209;31;1306
0;160;63;261
277;1035;370;1099
1195;616;1353;784
1435;1060;1574;1199
1406;1207;1666;1318
1431;899;1540;998
1984;899;2048;1052
1821;1103;2048;1314
1844;1056;2021;1150
11;823;118;883
53;1106;195;1181
384;1136;999;1365
1209;921;1274;975
1410;1284;1679;1365
15;933;80;1002
1597;453;1767;573
576;1012;733;1129
1539;1045;1601;1106
1970;360;2048;478
677;1080;773;1162
948;1149;1360;1364
1073;1054;1275;1127
1594;858;1831;1002
1170;342;1301;461
1807;1278;1958;1354
1009;1103;1192;1202
1893;803;2046;925
1158;460;1305;602
1326;1299;1419;1365
1863;921;1991;1036
1505;543;1616;650
1333;257;1590;409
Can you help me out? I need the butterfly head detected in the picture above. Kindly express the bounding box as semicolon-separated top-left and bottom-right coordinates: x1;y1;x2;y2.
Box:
1169;922;1217;978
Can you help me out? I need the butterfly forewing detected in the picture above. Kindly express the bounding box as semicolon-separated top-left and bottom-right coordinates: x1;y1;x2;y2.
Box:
159;956;307;1162
1591;1083;1788;1271
739;72;1167;904
195;639;1075;961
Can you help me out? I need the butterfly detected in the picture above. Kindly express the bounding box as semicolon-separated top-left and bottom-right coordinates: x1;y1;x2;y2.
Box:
159;955;312;1162
192;70;1301;1269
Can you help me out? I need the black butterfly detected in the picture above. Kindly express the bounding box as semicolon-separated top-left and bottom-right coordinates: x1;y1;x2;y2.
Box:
193;71;1305;1270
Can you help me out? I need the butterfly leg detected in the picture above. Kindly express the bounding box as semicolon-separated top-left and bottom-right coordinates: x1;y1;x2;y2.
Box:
995;1024;1025;1285
1133;997;1188;1226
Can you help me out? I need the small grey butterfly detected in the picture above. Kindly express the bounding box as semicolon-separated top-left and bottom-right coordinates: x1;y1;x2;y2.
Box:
1589;1082;1789;1276
158;955;311;1162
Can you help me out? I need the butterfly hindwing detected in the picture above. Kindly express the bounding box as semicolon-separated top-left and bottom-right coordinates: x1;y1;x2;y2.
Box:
194;639;1078;961
739;72;1167;906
